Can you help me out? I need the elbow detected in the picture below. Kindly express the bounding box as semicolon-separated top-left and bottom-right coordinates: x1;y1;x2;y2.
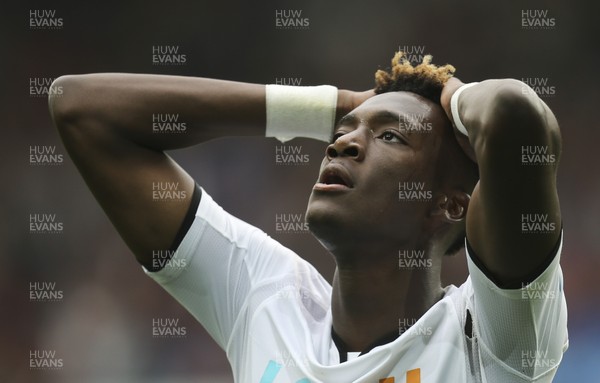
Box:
48;75;89;131
479;79;561;156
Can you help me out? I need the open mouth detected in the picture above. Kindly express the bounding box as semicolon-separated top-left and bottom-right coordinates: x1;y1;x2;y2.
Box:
314;165;354;191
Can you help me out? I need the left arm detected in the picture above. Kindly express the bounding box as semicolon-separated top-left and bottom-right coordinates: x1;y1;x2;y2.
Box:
441;78;562;288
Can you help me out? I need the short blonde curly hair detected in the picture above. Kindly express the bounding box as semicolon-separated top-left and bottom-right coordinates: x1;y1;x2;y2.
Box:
374;51;456;103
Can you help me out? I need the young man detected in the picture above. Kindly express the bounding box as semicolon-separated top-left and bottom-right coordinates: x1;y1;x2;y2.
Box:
49;52;567;382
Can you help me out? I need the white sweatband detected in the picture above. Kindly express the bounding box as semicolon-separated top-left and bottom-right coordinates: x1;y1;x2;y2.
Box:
265;84;337;143
450;82;478;137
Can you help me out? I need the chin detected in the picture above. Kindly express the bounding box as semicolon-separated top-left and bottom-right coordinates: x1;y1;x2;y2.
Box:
305;201;352;253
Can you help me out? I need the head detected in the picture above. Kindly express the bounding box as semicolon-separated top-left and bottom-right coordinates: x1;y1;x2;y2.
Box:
306;52;479;262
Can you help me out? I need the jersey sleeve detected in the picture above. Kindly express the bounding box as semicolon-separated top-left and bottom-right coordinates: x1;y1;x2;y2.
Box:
466;232;568;382
143;189;308;350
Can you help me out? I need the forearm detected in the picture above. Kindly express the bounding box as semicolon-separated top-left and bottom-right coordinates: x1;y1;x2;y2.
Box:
442;79;561;165
49;73;269;151
49;73;360;151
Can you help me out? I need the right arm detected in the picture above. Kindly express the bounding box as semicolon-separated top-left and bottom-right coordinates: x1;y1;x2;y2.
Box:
49;73;368;269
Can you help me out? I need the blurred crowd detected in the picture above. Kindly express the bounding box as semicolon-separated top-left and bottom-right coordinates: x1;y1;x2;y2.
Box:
2;1;598;381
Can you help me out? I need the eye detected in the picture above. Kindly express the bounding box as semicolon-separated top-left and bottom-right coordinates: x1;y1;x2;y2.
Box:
379;130;404;143
331;131;347;144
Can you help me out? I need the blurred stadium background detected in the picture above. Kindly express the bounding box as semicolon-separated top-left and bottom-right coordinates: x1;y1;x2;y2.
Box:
2;0;599;381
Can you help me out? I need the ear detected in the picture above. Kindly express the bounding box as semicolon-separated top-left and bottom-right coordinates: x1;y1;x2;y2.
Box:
443;191;470;222
432;191;470;223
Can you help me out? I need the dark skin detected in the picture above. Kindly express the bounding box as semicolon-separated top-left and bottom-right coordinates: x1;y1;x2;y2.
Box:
49;74;561;354
441;78;561;287
306;92;472;350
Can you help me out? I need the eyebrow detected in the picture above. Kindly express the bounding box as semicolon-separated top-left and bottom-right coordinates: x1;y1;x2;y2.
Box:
337;114;360;127
337;110;400;127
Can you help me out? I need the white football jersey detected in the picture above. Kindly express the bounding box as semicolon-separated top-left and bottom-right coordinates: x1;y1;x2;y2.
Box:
145;190;568;383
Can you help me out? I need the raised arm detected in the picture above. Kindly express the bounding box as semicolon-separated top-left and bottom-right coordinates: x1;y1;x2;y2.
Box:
441;78;562;288
48;73;368;269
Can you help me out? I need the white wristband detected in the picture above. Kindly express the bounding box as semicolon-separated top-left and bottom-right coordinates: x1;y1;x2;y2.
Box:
450;82;478;137
266;84;337;143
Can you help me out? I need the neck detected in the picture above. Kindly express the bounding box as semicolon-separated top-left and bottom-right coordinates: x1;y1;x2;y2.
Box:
330;244;443;352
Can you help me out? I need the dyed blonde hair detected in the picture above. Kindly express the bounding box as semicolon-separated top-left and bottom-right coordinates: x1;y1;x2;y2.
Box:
375;51;456;103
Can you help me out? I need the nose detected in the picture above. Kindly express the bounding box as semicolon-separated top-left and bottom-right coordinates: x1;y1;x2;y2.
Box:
326;128;368;161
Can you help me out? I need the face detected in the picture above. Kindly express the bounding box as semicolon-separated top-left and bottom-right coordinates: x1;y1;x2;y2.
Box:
305;92;452;254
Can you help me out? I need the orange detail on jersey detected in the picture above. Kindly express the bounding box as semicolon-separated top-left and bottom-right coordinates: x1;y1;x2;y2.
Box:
378;368;420;383
406;368;421;383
